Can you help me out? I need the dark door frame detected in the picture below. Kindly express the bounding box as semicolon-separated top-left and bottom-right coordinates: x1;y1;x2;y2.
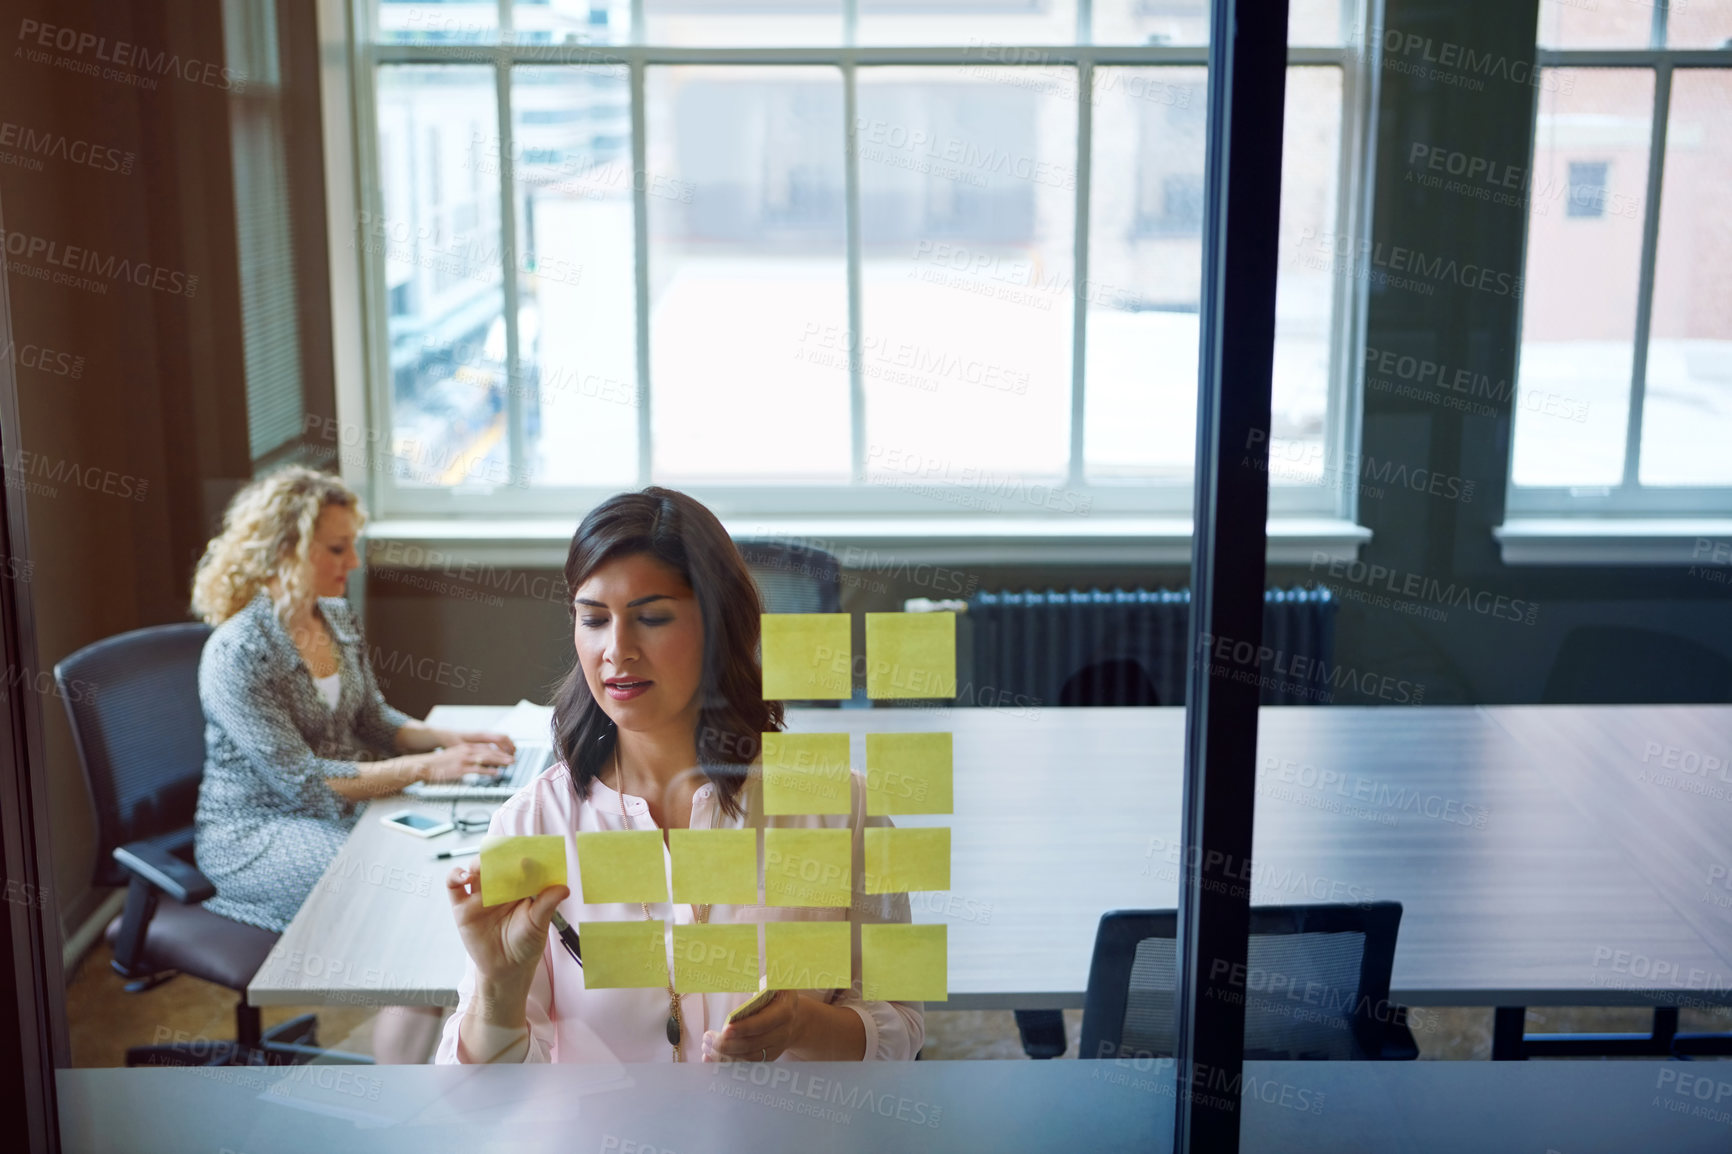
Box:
1174;2;1291;1151
0;180;69;1152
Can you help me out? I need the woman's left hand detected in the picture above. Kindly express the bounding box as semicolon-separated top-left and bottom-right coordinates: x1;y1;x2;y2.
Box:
452;731;517;758
701;990;801;1063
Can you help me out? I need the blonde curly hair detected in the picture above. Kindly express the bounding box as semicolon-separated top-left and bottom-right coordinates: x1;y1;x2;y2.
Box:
191;466;365;626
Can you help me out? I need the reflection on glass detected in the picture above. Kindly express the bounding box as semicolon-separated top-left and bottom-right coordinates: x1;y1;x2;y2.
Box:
1084;65;1206;481
858;0;1074;46
1091;0;1347;46
857;67;1075;499
1666;0;1732;49
376;0;498;43
1512;68;1653;487
642;0;842;46
1269;66;1342;487
375;66;512;489
1084;66;1339;484
1536;0;1654;49
1282;0;1347;46
378;0;629;46
1639;70;1732;486
513;0;630;45
645;66;850;482
513;66;639;488
1092;0;1210;46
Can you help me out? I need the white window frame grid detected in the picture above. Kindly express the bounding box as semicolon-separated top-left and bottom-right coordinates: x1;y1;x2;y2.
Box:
1511;4;1732;517
337;0;1382;528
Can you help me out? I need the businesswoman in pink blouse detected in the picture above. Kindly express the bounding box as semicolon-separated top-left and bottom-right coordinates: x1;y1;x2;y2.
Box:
436;487;924;1064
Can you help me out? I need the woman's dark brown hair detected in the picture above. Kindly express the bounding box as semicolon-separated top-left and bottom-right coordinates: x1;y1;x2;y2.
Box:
551;487;783;819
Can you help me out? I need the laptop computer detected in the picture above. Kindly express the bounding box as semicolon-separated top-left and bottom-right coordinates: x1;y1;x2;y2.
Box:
404;742;557;802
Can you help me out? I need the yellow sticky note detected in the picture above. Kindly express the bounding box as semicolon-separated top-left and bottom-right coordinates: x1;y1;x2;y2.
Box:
766;921;852;990
478;834;568;908
763;732;852;816
762;613;852;700
862;924;947;1001
866;732;954;816
764;828;851;907
863;827;951;893
580;921;667;989
575;831;668;904
865;613;956;699
672;924;760;993
669;829;757;905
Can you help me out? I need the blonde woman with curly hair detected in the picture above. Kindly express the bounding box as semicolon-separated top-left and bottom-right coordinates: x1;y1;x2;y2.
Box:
191;465;513;1063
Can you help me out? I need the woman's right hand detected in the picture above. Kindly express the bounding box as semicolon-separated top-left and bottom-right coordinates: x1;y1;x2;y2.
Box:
446;861;570;992
420;742;514;783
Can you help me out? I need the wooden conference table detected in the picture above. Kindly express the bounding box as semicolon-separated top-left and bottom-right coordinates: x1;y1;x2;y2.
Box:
248;704;1732;1014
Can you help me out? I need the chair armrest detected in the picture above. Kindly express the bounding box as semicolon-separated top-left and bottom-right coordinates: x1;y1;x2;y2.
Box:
113;841;215;905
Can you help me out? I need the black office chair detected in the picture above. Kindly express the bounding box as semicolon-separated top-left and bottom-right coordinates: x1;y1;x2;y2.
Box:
737;538;851;706
1076;903;1419;1062
55;622;362;1068
735;538;843;615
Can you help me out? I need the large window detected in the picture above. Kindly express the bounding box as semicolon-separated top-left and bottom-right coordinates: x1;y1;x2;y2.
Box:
1512;5;1732;510
355;0;1372;520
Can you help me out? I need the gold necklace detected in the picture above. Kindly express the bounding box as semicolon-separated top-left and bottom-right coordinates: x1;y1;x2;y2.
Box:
613;745;711;1062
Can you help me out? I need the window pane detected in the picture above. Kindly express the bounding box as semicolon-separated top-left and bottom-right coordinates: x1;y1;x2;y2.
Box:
1666;0;1732;48
376;0;499;43
1269;66;1342;486
1092;0;1209;46
646;66;850;482
1286;0;1349;46
1639;70;1732;486
1090;0;1349;47
1084;66;1339;484
513;66;639;488
857;66;1076;494
858;0;1075;46
1536;1;1655;50
642;1;842;46
1084;66;1206;480
1512;68;1653;488
513;0;630;45
375;66;511;490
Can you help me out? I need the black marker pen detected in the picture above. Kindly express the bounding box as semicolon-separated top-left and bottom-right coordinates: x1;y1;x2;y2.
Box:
550;910;583;968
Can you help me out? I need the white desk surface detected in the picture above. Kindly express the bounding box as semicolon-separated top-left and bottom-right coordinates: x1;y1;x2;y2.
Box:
249;704;1732;1011
58;1060;1732;1154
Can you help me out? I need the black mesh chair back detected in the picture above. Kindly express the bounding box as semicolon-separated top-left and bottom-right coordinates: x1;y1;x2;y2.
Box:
54;622;212;888
1082;902;1405;1061
735;539;843;615
1543;625;1732;703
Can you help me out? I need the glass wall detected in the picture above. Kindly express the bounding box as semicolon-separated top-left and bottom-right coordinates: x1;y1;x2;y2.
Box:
21;1;1732;1152
1281;0;1732;1107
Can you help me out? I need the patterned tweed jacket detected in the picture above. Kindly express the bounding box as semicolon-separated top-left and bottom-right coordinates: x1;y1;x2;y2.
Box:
194;591;412;931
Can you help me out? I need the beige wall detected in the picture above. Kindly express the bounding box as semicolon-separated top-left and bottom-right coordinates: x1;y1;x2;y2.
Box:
360;558;1200;721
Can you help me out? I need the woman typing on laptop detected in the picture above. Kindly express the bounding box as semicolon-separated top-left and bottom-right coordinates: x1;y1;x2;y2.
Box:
436;488;924;1064
190;466;515;1062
